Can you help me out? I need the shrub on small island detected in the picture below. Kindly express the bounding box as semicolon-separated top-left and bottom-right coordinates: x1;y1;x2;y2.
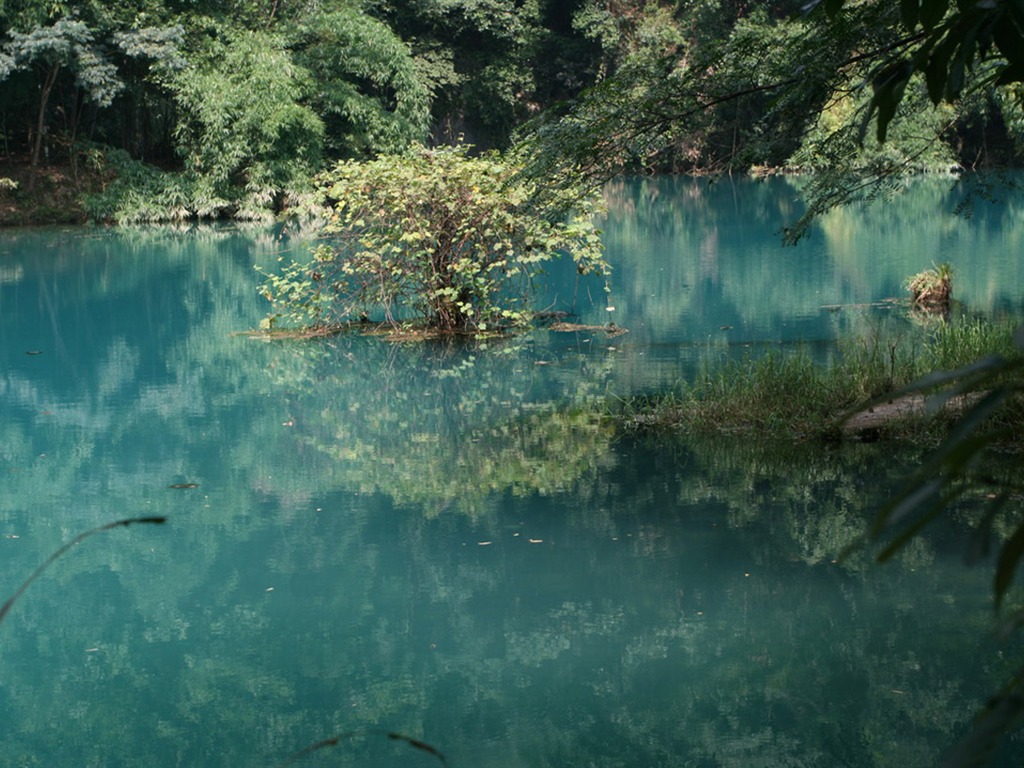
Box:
258;144;608;335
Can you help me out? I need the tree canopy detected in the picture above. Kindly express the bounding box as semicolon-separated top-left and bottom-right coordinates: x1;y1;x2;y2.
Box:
0;1;436;220
3;0;1022;223
516;0;1024;239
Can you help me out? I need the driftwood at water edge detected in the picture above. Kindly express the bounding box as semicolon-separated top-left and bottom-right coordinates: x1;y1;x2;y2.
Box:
819;298;903;312
843;391;986;434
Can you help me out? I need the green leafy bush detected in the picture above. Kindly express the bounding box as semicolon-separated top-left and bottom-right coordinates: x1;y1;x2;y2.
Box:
290;10;430;159
81;147;229;224
259;144;608;333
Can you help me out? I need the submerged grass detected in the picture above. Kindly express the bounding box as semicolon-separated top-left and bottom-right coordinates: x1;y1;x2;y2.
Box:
615;318;1024;444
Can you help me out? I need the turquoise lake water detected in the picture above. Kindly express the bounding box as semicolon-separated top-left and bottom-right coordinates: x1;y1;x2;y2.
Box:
0;175;1022;767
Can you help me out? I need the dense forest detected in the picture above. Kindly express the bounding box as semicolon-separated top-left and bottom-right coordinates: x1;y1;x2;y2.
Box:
1;0;1022;225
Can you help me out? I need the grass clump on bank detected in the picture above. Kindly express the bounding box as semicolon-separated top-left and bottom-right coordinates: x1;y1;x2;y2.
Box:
616;318;1024;444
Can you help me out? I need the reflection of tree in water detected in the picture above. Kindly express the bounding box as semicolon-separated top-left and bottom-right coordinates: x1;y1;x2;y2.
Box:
599;176;1024;354
260;334;619;516
0;381;1007;768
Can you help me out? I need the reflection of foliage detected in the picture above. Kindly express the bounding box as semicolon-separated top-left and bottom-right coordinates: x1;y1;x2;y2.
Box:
257;335;618;517
596;174;1024;373
0;516;166;626
669;436;936;570
311;406;615;517
447;436;1004;768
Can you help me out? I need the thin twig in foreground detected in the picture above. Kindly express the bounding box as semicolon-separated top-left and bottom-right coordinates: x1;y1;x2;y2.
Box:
0;516;168;626
276;729;448;767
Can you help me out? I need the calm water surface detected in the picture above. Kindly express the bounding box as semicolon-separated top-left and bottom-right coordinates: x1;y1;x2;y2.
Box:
1;176;1022;767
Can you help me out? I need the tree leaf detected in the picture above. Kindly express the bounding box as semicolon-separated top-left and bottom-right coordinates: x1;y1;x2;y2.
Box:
945;18;984;100
920;0;950;31
901;0;920;29
925;34;957;103
870;425;998;562
876;483;962;563
941;694;1024;768
965;492;1008;565
876;477;943;536
994;523;1024;612
995;59;1024;85
939;388;1009;448
870;59;914;142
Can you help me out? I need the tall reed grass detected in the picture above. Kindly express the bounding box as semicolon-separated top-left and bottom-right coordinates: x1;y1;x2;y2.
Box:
616;318;1024;442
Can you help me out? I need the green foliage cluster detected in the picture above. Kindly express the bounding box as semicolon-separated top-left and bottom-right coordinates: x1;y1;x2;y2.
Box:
518;0;1024;232
259;143;607;332
167;28;322;217
290;10;430;159
0;0;637;221
3;0;1022;222
81;147;227;223
817;0;1024;144
0;4;417;220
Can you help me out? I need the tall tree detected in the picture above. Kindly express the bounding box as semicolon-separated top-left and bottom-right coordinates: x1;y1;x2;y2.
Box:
372;0;574;148
0;17;121;175
167;24;323;214
517;0;1024;232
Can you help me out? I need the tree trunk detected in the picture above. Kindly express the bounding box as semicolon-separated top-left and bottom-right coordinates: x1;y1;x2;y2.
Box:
28;62;61;191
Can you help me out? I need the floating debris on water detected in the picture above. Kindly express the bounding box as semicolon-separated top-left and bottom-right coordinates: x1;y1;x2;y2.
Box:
549;321;629;337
